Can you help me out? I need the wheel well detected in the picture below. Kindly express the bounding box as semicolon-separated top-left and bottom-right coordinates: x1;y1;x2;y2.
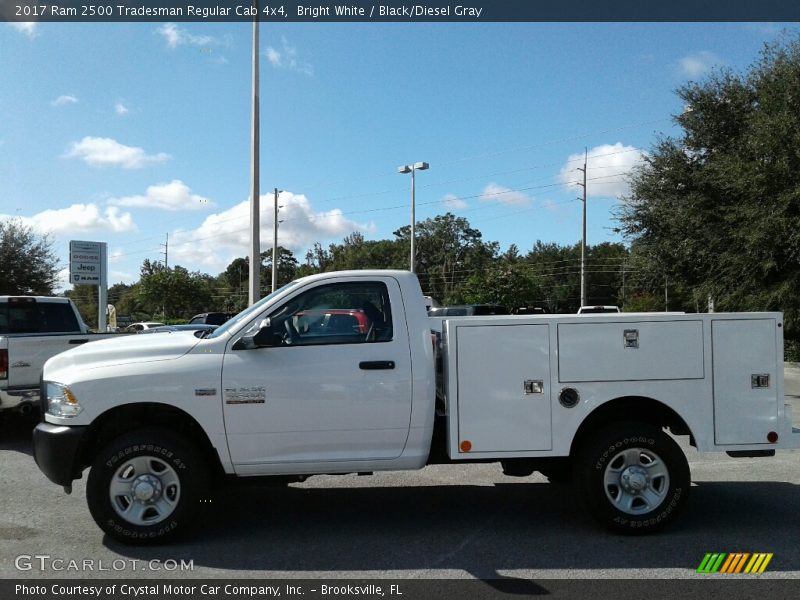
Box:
79;403;225;481
569;396;694;458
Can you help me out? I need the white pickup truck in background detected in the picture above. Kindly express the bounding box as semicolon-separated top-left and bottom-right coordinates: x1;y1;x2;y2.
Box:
31;270;800;544
0;296;115;414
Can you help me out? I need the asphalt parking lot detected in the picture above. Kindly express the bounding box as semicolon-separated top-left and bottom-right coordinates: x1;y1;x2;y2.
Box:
1;367;799;581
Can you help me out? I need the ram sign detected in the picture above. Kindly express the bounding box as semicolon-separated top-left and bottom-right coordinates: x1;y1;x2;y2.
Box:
69;240;105;285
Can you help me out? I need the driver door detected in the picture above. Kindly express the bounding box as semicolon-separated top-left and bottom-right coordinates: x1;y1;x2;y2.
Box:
221;276;413;472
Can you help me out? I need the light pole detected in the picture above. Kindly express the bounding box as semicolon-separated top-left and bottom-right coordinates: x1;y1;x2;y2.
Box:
398;161;429;273
248;13;261;306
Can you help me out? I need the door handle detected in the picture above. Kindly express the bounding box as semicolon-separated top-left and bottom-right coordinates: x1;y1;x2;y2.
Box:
68;339;90;345
359;361;395;370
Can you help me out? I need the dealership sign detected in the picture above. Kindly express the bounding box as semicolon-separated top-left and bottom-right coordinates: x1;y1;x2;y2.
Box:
69;240;105;285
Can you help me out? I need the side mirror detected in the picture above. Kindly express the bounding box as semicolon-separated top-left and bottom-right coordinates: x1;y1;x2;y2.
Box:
234;318;278;350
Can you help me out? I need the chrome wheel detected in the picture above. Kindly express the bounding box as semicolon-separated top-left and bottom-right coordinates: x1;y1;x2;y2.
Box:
109;456;181;526
602;447;670;515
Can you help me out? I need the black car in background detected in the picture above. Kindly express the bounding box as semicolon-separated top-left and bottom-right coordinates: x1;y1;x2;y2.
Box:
188;312;234;326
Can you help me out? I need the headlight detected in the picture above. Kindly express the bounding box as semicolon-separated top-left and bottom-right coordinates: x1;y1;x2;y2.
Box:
45;382;82;418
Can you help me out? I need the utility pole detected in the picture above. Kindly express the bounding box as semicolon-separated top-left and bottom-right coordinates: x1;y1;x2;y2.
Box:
576;148;587;307
248;13;261;306
160;233;169;269
272;187;279;293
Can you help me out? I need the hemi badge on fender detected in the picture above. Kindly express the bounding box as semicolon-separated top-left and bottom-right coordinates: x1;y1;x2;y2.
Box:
194;389;217;396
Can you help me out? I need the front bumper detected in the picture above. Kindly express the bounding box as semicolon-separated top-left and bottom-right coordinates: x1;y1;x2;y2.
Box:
32;423;88;487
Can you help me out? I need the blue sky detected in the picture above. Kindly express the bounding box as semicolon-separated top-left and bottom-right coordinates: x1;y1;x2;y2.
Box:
1;21;796;289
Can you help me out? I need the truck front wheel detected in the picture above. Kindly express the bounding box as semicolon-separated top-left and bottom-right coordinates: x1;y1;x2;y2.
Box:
86;428;208;544
574;423;689;534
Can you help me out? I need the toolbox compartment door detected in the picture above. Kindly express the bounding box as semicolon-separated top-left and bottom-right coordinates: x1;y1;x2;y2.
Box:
456;324;552;453
558;320;704;382
712;319;779;445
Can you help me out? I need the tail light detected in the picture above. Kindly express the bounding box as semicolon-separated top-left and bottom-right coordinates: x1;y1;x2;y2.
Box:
0;349;8;380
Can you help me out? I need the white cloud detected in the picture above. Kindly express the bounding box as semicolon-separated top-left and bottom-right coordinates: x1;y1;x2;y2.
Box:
266;47;281;65
442;193;468;211
52;94;78;107
65;137;170;169
8;22;37;37
108;180;213;212
264;38;314;76
1;204;137;235
115;102;129;116
480;183;532;207
678;51;721;79
558;143;646;199
157;23;214;49
168;192;370;271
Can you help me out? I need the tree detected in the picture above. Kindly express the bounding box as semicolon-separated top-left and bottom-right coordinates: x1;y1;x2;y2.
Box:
619;36;800;352
0;219;60;295
137;261;214;320
302;233;406;275
260;246;299;291
394;213;498;303
65;285;99;329
462;261;542;310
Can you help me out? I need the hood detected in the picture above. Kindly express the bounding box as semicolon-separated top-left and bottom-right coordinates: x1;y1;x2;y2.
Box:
45;331;201;376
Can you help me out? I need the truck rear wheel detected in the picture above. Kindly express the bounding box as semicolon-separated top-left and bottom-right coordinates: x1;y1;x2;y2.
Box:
86;428;208;544
574;423;689;534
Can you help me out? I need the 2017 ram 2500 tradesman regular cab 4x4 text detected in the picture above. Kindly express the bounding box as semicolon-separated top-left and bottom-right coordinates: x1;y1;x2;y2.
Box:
32;270;800;543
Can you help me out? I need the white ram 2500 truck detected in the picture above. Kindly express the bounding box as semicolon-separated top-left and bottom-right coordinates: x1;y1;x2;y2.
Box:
32;270;800;544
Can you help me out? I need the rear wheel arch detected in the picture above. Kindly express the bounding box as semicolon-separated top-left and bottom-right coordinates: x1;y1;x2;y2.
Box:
570;395;694;458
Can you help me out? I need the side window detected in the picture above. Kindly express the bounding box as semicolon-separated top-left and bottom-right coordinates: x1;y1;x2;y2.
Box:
38;303;80;332
268;281;393;346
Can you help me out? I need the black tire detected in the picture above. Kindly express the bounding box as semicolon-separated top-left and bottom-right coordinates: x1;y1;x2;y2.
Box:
86;428;208;545
574;423;689;534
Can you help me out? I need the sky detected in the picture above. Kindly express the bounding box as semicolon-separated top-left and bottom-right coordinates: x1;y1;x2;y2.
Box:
1;20;798;292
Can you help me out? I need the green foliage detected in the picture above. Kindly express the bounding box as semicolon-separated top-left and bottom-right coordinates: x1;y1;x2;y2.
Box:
0;219;60;295
462;262;541;310
619;34;800;348
393;213;499;303
65;285;99;329
137;260;214;320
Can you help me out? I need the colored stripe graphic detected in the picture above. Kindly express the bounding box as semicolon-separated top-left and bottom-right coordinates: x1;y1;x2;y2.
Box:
744;553;774;574
720;553;749;573
697;552;773;574
697;553;726;573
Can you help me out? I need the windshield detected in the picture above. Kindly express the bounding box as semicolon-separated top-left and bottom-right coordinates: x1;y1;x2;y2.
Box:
207;280;302;339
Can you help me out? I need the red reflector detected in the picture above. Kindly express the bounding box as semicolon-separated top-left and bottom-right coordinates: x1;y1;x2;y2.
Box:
767;431;779;443
0;349;7;380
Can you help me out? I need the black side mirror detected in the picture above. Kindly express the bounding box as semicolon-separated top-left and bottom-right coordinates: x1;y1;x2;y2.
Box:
234;318;278;350
253;319;278;347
